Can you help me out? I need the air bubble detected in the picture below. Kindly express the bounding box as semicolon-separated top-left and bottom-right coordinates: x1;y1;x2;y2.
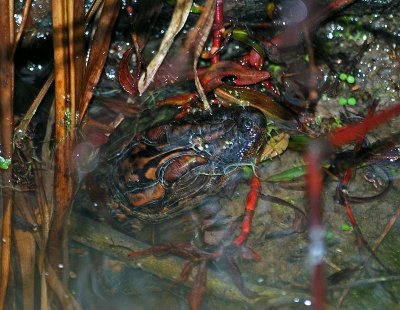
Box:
256;276;265;284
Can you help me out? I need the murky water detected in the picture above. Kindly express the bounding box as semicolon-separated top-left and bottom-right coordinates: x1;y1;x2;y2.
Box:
7;1;400;309
70;139;400;309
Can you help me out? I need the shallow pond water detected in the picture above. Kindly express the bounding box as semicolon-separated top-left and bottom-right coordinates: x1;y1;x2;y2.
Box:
70;137;400;309
4;1;400;309
69;4;400;306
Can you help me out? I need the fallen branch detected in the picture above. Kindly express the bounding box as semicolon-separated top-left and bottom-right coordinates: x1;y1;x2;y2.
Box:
69;212;308;307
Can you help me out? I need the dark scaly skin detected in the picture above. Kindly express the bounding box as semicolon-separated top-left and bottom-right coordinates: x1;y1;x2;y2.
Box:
108;106;267;224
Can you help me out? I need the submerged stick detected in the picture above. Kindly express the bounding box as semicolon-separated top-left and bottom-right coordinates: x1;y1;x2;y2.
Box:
69;213;307;307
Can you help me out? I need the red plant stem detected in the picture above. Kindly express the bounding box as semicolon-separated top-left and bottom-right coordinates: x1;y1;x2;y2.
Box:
118;48;139;96
188;260;207;310
233;175;260;246
305;142;326;310
303;102;400;309
329;102;400;147
305;144;324;226
338;102;378;245
335;103;381;256
211;0;223;64
312;264;325;310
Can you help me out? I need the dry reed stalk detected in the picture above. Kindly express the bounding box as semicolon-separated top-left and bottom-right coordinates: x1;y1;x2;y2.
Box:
0;0;14;308
47;0;120;304
78;0;121;123
15;0;102;134
137;0;192;94
16;72;55;133
48;0;83;279
191;0;215;111
12;0;31;57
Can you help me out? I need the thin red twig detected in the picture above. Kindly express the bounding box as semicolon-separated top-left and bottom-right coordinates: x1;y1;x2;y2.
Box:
329;103;400;147
337;101;378;250
210;0;224;64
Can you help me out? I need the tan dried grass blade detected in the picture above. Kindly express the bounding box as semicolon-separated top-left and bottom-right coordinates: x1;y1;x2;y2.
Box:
12;0;31;57
49;3;84;307
50;0;77;272
16;72;54;133
138;0;193;94
78;0;121;123
191;0;215;111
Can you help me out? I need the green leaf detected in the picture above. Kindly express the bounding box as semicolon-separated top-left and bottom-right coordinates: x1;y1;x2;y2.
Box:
242;166;254;179
214;85;291;120
166;0;203;13
0;156;11;170
231;28;266;59
288;135;311;151
190;2;203;13
326;231;334;240
267;165;306;182
340;223;353;232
